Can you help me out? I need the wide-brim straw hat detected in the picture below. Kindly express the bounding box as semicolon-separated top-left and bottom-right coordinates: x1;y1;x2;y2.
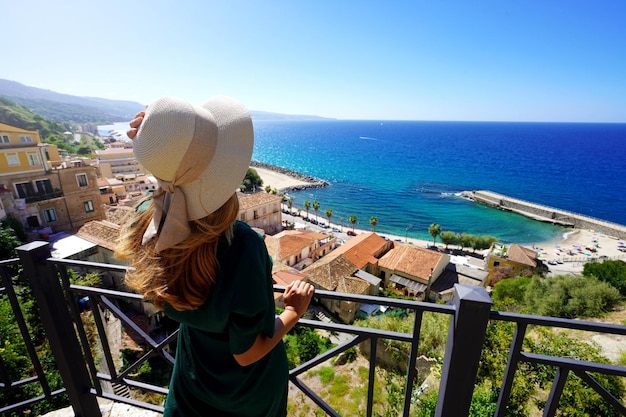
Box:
133;95;253;251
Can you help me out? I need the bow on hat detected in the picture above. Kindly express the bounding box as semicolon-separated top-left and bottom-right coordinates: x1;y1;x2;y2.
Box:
140;114;217;252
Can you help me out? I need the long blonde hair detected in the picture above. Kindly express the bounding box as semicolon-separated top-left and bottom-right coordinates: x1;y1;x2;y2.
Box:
116;193;240;311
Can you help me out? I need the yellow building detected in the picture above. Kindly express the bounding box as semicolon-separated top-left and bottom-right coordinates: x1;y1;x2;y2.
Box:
0;123;104;236
0;122;61;173
237;191;283;235
95;145;145;179
485;243;539;278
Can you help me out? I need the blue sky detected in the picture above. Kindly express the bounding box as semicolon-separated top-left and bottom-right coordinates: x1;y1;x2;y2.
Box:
3;1;625;122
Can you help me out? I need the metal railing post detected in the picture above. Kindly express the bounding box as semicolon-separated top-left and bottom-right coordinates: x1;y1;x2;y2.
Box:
435;284;493;417
17;241;101;417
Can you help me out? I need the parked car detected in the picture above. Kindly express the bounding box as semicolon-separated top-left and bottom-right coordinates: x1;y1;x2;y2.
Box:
347;230;357;236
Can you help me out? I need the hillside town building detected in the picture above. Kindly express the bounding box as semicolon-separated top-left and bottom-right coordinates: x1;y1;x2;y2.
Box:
0;122;105;237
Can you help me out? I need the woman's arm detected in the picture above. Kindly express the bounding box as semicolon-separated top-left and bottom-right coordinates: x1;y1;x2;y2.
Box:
233;280;314;367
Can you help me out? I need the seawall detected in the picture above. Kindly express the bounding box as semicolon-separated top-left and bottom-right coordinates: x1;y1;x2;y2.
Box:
461;190;626;240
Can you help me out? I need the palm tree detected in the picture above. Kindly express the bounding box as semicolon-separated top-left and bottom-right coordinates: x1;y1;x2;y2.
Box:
349;215;357;231
304;200;311;220
264;185;272;193
325;208;332;227
429;223;441;247
370;216;378;232
287;197;294;214
279;193;286;211
313;200;320;222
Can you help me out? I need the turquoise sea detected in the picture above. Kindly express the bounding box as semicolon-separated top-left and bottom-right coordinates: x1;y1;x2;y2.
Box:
251;120;626;244
98;120;626;245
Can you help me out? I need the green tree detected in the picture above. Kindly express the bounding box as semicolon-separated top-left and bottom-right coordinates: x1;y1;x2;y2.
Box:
439;231;458;250
325;208;332;227
0;224;21;259
0;224;85;415
491;277;532;306
460;233;474;251
583;259;626;296
471;235;497;252
428;223;441;247
370;216;378;231
349;215;357;231
76;146;92;155
2;217;26;242
241;168;263;192
0;295;50;416
287;197;294;213
304;200;311;219
524;274;621;318
283;326;331;368
313;200;320;222
525;328;625;417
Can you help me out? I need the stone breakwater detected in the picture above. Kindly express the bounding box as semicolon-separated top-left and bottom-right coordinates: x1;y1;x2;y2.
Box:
250;161;330;193
462;190;626;239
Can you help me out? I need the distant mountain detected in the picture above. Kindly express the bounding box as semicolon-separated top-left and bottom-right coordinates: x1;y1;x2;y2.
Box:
0;79;332;124
249;110;332;121
0;96;69;138
0;79;145;124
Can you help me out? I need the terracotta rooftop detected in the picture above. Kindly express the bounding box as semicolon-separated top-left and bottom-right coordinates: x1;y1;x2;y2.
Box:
506;244;538;267
272;269;305;301
265;234;311;260
76;221;120;252
304;254;360;292
238;191;282;210
378;244;445;281
265;230;330;261
105;206;134;226
274;229;329;240
336;275;371;295
97;177;111;187
74;206;133;251
328;232;389;269
273;269;305;286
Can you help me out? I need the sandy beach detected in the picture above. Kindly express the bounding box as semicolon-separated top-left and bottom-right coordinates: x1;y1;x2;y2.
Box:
253;166;312;191
254;166;626;273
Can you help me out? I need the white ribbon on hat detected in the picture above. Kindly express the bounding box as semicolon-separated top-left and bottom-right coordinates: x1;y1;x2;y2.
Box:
141;114;217;252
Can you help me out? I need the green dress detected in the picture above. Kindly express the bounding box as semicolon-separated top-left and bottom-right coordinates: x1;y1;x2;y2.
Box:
162;221;287;417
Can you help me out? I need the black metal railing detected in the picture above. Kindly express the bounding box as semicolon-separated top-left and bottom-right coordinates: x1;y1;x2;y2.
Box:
24;190;64;204
1;241;625;416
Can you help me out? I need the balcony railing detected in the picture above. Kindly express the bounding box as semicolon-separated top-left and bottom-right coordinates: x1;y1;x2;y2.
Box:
1;241;625;416
23;190;64;203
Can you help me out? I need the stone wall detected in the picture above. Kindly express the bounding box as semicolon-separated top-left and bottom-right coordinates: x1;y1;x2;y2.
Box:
462;190;626;239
